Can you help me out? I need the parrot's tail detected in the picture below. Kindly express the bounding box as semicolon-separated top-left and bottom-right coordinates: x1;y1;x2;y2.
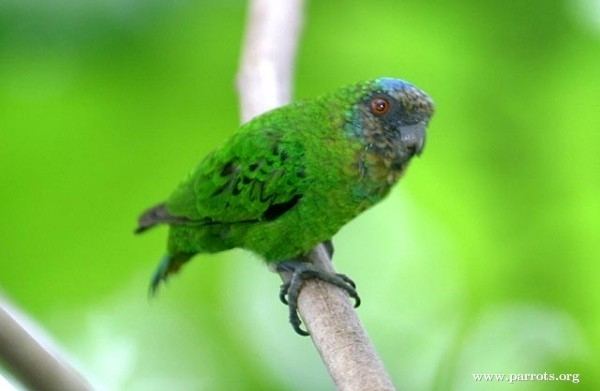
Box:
135;203;172;233
149;253;194;296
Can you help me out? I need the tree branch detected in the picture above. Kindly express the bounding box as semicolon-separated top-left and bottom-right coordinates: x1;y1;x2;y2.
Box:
0;297;92;391
236;1;396;390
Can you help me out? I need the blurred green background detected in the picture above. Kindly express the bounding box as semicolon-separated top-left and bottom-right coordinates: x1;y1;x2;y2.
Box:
1;0;599;390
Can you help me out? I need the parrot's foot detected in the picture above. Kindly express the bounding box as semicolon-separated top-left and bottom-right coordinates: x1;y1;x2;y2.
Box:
149;253;193;296
276;260;360;336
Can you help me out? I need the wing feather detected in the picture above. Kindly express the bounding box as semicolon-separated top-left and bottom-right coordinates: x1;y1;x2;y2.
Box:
165;126;306;226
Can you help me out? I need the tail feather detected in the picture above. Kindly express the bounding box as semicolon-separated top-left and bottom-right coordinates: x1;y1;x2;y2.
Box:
136;203;171;233
149;253;194;296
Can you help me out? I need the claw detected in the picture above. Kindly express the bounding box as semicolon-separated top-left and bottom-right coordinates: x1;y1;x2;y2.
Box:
287;270;310;335
336;273;357;289
279;282;290;305
276;260;361;336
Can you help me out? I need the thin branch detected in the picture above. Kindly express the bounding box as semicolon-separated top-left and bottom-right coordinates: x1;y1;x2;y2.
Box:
0;297;92;391
237;0;301;122
236;1;396;390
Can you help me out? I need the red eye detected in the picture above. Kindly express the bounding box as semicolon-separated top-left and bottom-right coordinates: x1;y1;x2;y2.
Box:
370;97;390;115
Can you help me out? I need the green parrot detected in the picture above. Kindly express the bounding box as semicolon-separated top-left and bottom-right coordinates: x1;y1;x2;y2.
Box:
136;77;434;335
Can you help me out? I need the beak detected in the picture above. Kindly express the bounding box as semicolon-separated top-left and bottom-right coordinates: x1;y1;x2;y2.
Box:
400;121;426;157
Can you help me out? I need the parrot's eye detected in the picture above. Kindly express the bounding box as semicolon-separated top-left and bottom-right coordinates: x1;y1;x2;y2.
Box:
370;97;390;116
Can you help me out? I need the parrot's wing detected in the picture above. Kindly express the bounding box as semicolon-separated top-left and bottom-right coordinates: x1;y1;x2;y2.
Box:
165;127;307;226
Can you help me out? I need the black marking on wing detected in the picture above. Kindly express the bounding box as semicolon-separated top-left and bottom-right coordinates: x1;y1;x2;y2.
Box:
262;194;302;221
231;177;243;195
220;160;237;176
280;149;289;162
211;181;230;197
213;160;240;196
175;135;306;228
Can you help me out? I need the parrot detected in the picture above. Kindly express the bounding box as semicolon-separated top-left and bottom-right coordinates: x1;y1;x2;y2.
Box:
136;77;434;335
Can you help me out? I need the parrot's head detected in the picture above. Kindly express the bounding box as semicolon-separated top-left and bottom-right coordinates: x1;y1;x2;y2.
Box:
346;77;434;175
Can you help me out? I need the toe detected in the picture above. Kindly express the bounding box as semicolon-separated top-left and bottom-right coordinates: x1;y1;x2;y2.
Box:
279;282;290;305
